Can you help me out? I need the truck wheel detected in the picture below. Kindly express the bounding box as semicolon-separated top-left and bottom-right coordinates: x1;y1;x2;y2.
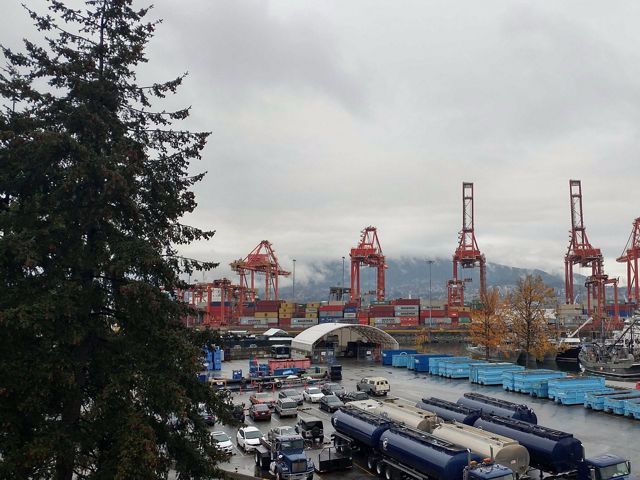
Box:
254;452;260;466
385;466;396;480
356;385;360;391
367;456;377;471
376;461;385;477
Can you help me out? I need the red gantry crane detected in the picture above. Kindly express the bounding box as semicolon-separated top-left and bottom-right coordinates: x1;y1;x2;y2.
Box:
350;226;386;305
564;180;619;327
230;241;290;315
617;217;640;305
447;182;486;309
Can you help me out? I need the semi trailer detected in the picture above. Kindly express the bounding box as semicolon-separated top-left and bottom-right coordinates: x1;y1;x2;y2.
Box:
331;406;516;480
416;397;482;425
473;415;631;479
351;400;529;477
457;393;537;424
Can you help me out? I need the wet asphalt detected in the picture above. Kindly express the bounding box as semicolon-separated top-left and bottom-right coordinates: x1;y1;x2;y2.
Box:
213;358;640;479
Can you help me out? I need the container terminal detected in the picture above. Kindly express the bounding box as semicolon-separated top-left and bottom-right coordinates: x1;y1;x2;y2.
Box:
177;181;639;369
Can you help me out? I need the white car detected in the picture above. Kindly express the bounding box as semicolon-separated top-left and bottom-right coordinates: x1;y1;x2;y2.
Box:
211;431;233;455
303;387;324;403
236;426;264;452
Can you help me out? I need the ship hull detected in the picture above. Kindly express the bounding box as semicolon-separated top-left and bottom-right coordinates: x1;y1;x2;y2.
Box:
555;346;581;365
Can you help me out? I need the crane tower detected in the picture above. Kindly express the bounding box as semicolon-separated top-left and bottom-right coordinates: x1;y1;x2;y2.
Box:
350;226;386;305
617;217;640;305
564;180;618;327
447;182;486;309
230;240;290;315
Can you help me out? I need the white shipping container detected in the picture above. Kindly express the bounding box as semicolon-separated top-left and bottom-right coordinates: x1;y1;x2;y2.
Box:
211;288;222;302
373;317;400;325
291;317;319;326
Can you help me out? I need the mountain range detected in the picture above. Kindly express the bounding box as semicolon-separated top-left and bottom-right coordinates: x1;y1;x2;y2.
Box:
276;257;586;303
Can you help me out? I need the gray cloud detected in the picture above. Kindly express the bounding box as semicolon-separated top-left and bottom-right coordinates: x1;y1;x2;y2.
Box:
2;1;639;288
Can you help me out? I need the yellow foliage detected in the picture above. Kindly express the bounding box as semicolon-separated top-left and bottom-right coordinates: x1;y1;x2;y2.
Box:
469;287;509;360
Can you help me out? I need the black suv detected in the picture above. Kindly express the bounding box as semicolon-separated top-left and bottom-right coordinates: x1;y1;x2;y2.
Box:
294;416;324;443
232;404;245;423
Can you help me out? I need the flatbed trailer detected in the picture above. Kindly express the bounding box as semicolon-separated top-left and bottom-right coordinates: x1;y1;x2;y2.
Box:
314;446;352;473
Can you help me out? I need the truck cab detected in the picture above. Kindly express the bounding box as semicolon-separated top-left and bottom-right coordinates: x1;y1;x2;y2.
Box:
255;434;314;480
464;462;515;480
577;454;631;480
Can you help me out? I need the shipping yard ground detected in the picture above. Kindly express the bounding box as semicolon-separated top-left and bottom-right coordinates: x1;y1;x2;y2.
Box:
213;358;640;480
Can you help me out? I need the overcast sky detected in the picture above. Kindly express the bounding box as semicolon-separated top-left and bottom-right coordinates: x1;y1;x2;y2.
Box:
3;1;639;287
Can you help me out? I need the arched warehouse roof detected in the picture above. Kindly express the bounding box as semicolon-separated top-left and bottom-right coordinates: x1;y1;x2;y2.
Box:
291;323;399;353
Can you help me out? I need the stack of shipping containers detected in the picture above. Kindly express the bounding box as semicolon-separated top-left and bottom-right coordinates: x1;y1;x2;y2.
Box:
393;298;420;326
278;302;294;329
342;302;358;324
318;303;343;324
290;302;319;330
368;302;398;327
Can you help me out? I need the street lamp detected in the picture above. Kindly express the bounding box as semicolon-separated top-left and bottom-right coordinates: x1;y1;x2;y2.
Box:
292;259;296;301
341;256;345;301
427;260;434;329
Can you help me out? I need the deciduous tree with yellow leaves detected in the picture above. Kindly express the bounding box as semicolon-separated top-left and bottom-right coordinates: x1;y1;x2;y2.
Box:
470;287;509;360
507;274;556;366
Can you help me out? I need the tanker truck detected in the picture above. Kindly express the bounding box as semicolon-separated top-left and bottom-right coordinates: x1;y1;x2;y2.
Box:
351;399;529;477
331;405;516;480
473;415;631;480
348;399;441;432
416;397;482;425
457;393;537;424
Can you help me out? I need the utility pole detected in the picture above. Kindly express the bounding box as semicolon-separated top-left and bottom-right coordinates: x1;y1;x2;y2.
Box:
342;256;345;301
292;259;296;301
427;260;434;329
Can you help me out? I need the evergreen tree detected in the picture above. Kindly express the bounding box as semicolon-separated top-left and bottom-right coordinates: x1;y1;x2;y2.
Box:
0;1;232;478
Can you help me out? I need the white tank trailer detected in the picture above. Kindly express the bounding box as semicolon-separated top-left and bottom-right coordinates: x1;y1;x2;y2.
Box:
350;400;530;477
433;421;530;477
348;400;441;432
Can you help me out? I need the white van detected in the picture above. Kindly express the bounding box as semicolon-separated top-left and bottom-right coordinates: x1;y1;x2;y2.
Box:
356;377;390;396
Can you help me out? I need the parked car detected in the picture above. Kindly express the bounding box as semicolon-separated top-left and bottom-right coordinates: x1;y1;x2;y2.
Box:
236;426;264;452
249;392;275;407
302;387;324;403
249;403;272;421
319;394;344;413
274;398;298;418
211;431;233;454
356;376;390;396
232;403;245;423
342;391;369;403
197;403;216;426
321;382;345;398
295;416;324;443
278;388;303;405
267;426;296;443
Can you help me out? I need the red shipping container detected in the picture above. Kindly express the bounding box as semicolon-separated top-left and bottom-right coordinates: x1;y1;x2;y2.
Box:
400;316;419;326
319;305;344;311
278;319;291;328
394;299;420;306
255;305;279;312
358;317;369;325
420;309;446;318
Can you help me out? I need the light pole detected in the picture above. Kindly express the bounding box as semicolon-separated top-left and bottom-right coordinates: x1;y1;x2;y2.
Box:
427;260;434;329
341;256;345;301
292;259;296;301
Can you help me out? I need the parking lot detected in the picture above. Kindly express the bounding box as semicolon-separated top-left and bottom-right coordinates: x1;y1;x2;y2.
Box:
214;358;640;479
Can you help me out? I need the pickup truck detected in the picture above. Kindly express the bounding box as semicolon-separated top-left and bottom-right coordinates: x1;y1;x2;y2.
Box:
254;434;314;480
